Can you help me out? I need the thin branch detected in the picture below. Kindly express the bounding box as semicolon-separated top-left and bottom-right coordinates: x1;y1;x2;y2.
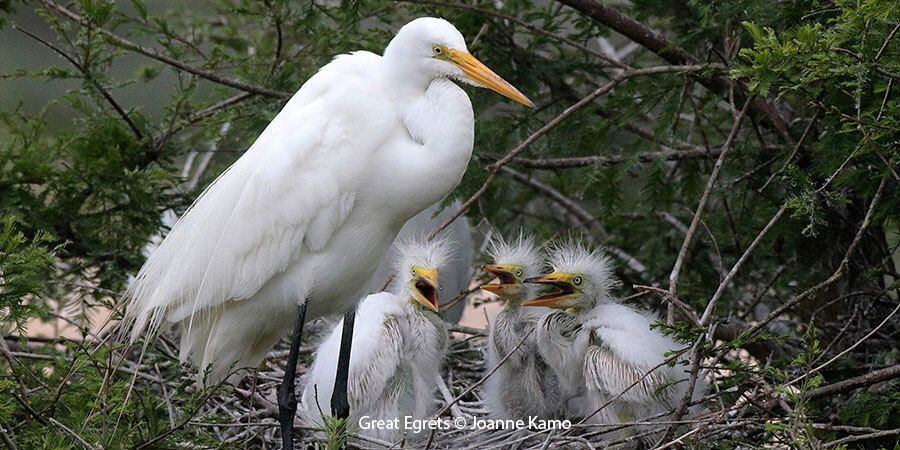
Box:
806;363;900;399
429;64;715;240
746;176;888;336
41;0;291;99
824;427;900;448
13;24;144;140
501;166;647;273
48;418;98;450
555;0;793;142
399;0;628;69
513;146;720;169
667;97;752;311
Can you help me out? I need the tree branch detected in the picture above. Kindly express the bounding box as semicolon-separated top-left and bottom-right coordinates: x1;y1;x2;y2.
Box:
555;0;793;142
41;0;291;99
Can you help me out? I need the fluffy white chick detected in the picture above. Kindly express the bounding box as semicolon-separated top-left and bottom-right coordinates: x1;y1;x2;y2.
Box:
300;238;452;442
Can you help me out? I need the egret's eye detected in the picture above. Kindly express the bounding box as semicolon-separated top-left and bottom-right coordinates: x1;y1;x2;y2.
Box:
515;269;523;277
573;276;583;286
411;268;417;276
432;45;443;55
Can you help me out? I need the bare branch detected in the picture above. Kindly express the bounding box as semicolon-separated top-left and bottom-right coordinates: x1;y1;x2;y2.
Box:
41;0;291;99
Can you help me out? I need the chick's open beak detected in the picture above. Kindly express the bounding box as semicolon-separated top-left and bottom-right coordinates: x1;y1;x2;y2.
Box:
448;49;534;108
480;264;522;297
522;272;578;309
412;267;440;312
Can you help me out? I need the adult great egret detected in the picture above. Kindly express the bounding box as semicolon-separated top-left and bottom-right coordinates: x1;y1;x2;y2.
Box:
123;17;532;449
524;243;695;432
480;233;563;420
301;238;452;443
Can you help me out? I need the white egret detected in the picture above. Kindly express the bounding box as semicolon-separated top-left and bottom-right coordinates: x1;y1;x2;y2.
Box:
123;16;532;448
368;200;473;323
300;238;451;443
479;233;563;420
524;243;695;430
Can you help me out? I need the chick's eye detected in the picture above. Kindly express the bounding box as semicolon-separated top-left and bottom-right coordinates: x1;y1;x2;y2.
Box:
515;269;523;277
573;276;583;285
411;268;417;276
432;45;443;55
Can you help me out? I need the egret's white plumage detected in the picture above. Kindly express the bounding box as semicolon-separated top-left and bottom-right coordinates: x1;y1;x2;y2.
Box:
121;17;531;383
368;201;473;323
480;233;563;419
525;242;697;429
300;238;451;442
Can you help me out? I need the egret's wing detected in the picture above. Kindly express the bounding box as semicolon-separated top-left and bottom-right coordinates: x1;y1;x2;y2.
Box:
124;52;392;339
584;329;675;404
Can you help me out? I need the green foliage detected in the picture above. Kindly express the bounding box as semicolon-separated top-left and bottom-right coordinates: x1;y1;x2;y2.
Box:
0;216;55;333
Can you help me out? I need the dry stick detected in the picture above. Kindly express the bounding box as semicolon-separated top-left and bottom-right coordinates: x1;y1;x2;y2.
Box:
679;179;893;441
166;92;257;137
434;374;465;419
758;110;820;193
501;166;648;273
428;64;714;240
745;176;889;337
0;424;18;450
48;418;98;450
435;327;534;417
824;427;900;448
699;206;787;325
513;147;722;170
13;25;144;140
399;0;629;69
41;0;291;99
385;328;535;449
667;97;753;317
555;0;793;143
806;363;900;399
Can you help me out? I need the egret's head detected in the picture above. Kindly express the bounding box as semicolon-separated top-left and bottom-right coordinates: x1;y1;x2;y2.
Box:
480;232;542;304
394;237;454;312
523;241;619;313
384;17;533;107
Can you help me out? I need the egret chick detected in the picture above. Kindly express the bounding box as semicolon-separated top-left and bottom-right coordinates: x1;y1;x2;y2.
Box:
524;242;694;428
480;233;562;419
301;238;452;443
368;200;474;323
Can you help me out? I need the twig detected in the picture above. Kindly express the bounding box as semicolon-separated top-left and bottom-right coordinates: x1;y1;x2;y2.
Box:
399;0;628;69
700;205;786;325
824;427;900;448
501;166;647;273
433;328;534;417
806;363;900;399
513;147;721;169
435;374;465;419
556;0;793;142
0;424;18;450
667;97;752;318
48;418;100;450
41;0;291;99
745;176;888;336
13;24;144;140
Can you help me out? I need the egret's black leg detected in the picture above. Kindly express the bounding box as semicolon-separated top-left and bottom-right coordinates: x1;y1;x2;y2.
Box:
330;309;356;419
279;302;308;450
